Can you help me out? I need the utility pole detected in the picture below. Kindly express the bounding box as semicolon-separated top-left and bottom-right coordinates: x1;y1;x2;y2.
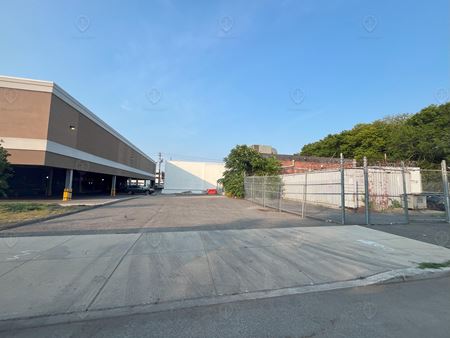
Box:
158;152;163;187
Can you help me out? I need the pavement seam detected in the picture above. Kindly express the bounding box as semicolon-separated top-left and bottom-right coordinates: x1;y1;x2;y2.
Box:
0;236;75;279
0;260;29;279
84;233;144;311
199;232;219;296
262;244;318;285
32;236;76;260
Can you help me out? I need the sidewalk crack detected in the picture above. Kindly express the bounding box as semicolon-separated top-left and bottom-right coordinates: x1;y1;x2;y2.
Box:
199;232;218;296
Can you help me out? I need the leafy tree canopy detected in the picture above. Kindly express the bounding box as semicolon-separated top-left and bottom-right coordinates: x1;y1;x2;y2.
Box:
220;145;281;198
300;102;450;167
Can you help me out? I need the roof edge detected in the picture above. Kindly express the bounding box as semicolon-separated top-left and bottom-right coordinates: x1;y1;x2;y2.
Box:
0;75;156;164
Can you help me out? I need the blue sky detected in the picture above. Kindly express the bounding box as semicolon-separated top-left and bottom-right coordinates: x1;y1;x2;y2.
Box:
1;0;448;162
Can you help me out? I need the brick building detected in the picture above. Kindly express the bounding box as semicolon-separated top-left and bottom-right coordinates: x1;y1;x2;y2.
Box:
263;154;355;174
0;76;156;199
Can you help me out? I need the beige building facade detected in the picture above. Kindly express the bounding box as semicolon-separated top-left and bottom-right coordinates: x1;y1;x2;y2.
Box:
0;76;156;199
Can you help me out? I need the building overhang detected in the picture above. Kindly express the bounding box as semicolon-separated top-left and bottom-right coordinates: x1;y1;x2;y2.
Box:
1;137;154;179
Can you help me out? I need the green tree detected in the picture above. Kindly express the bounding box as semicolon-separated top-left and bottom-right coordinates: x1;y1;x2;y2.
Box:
220;145;281;198
0;144;13;197
299;102;450;166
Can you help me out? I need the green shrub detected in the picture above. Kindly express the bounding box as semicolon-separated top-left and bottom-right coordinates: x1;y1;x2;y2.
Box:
390;199;402;209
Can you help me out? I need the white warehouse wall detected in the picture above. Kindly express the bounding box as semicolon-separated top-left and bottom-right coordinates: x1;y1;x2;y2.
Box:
162;160;225;194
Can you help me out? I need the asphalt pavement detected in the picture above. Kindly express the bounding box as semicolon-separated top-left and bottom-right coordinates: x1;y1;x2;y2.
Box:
0;196;325;235
364;222;450;248
2;276;449;338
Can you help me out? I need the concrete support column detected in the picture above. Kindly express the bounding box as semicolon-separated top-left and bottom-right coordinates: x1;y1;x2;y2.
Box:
63;169;73;201
111;175;117;197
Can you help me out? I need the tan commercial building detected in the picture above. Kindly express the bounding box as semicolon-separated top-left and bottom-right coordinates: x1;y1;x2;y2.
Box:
0;76;156;199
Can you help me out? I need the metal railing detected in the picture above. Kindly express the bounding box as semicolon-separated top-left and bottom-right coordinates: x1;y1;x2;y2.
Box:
244;159;450;225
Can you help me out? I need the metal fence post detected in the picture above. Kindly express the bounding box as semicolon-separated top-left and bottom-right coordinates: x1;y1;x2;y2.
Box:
441;160;450;223
253;177;255;202
243;173;246;200
363;156;370;225
301;171;308;218
251;177;254;202
263;176;266;208
244;176;247;199
340;153;346;225
401;161;410;224
278;180;282;212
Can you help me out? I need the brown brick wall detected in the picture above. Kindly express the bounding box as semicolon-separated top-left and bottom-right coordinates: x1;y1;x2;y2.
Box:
0;88;51;139
280;159;354;174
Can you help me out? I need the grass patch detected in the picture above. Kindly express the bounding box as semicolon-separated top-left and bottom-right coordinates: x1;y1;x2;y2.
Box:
418;260;450;269
0;202;83;228
1;202;51;213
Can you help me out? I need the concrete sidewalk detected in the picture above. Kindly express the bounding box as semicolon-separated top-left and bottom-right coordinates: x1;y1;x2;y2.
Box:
1;225;450;326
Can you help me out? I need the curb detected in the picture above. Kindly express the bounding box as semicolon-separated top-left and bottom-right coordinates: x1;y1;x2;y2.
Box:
0;266;449;331
0;196;140;233
373;266;450;284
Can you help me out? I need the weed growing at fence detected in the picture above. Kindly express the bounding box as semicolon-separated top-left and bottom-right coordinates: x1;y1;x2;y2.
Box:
418;260;450;269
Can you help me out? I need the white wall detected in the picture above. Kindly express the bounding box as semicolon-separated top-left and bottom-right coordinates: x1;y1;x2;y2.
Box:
281;167;423;209
162;161;225;194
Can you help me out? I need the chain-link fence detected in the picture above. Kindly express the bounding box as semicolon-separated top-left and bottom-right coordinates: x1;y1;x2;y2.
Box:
244;159;450;225
405;168;448;223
